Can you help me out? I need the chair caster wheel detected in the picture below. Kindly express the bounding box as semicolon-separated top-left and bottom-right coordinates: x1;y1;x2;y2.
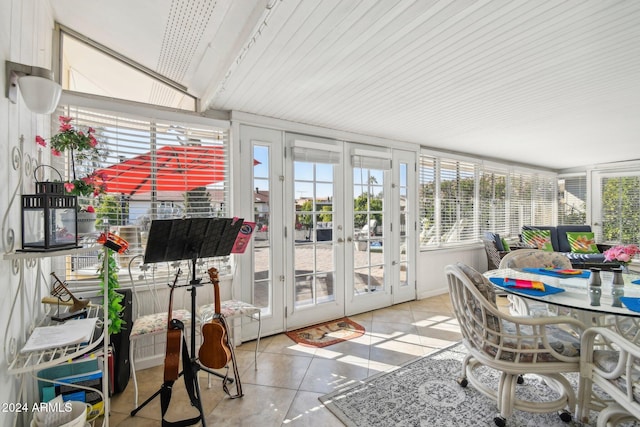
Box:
494;416;506;427
516;375;524;384
558;410;572;423
457;377;468;388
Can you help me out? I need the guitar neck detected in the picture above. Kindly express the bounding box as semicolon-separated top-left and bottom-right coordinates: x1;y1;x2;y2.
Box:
167;269;181;327
208;267;221;315
214;282;221;314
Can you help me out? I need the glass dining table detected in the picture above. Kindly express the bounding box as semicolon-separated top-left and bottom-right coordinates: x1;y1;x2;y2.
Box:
484;268;640;320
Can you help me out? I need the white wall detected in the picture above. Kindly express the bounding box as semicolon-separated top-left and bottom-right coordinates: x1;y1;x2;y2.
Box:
417;246;487;300
1;0;55;425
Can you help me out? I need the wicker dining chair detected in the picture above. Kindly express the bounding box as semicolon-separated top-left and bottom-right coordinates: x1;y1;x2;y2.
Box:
446;262;584;426
498;249;573;317
578;326;640;426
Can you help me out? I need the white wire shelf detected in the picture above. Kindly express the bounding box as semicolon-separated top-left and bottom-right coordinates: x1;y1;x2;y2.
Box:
7;304;104;375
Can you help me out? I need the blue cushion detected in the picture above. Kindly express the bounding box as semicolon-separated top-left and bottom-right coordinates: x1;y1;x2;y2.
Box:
484;232;504;251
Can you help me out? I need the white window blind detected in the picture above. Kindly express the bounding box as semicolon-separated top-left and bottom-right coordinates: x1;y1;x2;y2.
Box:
508;172;533;236
439;159;476;244
292;146;340;164
533;175;556;226
52;105;229;226
558;175;587;225
479;166;508;236
351;155;392;170
418;155;436;246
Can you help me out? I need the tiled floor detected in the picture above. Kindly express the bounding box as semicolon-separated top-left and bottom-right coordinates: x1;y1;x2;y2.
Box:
109;293;466;426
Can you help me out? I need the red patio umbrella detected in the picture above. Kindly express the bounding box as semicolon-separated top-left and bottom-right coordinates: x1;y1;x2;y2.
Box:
98;145;225;196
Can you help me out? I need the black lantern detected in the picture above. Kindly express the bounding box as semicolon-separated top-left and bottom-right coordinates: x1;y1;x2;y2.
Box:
21;178;79;252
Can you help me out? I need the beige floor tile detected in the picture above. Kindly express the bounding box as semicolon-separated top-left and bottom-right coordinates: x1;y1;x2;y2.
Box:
204;383;297;426
109;293;465;426
370;306;415;324
283;390;344;426
242;352;312;389
298;356;370;394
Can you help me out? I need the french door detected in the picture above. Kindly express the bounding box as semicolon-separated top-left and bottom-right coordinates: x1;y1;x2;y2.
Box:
344;145;416;315
239;126;415;334
284;134;345;329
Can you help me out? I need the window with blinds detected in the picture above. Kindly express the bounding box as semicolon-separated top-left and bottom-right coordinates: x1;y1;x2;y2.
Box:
440;158;476;243
418;151;558;248
52;105;229;278
533;175;556;225
508;172;533;236
418;155;436;245
479;166;508;235
558;175;587;225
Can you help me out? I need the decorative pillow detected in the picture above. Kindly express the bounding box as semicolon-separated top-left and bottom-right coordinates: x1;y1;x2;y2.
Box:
521;229;554;251
501;238;511;252
566;231;599;254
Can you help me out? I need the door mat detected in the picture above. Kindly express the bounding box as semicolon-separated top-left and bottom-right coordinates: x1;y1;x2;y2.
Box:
285;317;365;348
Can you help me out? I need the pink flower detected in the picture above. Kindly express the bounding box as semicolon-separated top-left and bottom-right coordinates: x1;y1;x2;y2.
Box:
64;182;75;192
88;127;95;134
89;135;98;147
52;149;61;157
604;244;640;264
58;116;73;124
85;205;95;213
35;135;46;147
60;123;73;132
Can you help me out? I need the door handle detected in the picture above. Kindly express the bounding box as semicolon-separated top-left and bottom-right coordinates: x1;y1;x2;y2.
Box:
337;238;344;243
347;237;353;243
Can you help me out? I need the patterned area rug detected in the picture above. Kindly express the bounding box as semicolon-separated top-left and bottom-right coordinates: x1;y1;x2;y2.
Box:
285;317;365;348
320;343;638;427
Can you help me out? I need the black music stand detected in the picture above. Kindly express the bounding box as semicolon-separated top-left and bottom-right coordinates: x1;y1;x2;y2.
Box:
130;217;244;426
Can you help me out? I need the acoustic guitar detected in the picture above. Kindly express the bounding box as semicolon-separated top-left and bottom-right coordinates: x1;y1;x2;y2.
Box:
199;267;232;369
163;269;182;382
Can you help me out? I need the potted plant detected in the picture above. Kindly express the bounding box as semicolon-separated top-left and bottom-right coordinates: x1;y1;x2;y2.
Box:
36;115;107;198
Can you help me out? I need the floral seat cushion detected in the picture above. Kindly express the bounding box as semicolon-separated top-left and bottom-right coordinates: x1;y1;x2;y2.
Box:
594;349;640;404
130;309;191;337
482;322;580;363
197;300;260;323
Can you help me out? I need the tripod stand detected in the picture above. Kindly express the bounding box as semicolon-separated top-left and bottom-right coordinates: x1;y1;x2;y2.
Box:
130;217;244;426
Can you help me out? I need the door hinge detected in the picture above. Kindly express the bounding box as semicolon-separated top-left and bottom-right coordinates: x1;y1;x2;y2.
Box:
284;306;288;318
284;226;287;238
280;275;285;282
390;222;393;232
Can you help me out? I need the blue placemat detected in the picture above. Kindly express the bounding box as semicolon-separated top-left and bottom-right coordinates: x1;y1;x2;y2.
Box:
522;267;590;278
620;297;640;312
633;279;640;285
489;277;566;296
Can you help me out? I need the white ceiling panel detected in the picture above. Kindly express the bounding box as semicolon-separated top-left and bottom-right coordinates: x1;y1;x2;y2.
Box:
51;0;640;170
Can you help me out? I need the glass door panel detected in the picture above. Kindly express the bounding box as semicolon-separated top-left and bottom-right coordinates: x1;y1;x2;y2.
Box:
239;124;284;339
253;145;271;315
286;134;343;329
347;149;393;314
353;167;385;295
393;151;416;304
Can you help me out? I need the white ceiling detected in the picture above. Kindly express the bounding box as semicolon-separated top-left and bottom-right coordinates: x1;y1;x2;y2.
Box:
51;0;640;171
